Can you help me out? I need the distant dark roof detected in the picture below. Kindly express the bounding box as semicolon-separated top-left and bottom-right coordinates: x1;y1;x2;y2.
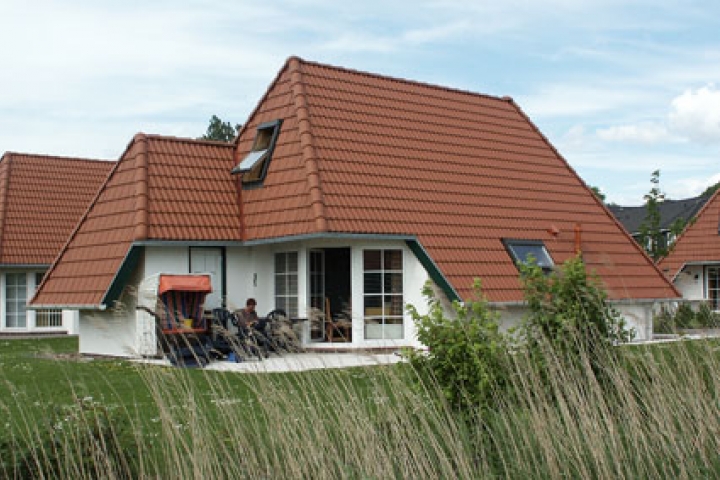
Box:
608;195;711;235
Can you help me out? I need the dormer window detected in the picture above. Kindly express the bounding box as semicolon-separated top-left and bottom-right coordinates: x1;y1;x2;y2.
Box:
231;119;282;185
503;239;555;273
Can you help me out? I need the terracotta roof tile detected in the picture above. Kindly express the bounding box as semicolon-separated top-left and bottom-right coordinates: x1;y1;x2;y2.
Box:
34;57;678;308
32;136;237;307
659;189;720;277
0;153;113;266
234;57;677;302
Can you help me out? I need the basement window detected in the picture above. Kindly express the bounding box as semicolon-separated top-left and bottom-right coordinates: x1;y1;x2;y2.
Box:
503;239;554;273
231;119;282;185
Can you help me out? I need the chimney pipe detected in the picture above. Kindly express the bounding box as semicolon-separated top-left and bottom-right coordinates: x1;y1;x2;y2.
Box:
574;223;582;255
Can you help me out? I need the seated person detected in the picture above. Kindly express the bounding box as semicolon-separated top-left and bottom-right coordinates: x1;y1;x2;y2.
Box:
235;298;259;329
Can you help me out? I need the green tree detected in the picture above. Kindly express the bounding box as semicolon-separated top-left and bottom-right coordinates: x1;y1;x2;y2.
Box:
638;170;666;260
590;185;606;203
199;115;240;142
700;180;720;198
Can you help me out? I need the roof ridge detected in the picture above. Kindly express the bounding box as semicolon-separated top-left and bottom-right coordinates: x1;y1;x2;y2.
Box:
133;134;149;240
2;151;113;163
143;133;237;148
288;56;328;232
293;55;510;104
0;152;13;260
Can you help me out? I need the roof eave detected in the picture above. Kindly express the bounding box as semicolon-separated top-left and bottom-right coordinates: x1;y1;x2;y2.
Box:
27;304;107;311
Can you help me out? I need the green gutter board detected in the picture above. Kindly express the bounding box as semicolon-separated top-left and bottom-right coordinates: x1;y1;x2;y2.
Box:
101;245;143;308
406;239;460;303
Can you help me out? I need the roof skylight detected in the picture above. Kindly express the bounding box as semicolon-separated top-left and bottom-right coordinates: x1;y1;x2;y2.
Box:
503;239;555;272
231;119;282;185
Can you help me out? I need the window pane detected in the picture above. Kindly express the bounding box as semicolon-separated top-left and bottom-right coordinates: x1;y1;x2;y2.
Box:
275;253;286;272
287;252;298;272
276;276;287;295
384;273;403;294
365;319;383;340
364;273;382;294
383;322;403;340
288;274;298;291
508;242;553;268
364;295;382;316
364;250;381;270
385;296;404;316
384;250;402;270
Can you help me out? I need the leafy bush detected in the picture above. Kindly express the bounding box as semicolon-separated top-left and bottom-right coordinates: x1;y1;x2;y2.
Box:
405;280;511;412
519;255;634;377
654;301;720;333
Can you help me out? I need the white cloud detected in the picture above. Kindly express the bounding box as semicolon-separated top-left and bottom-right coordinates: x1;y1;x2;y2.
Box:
665;172;720;200
668;84;720;143
596;122;671;143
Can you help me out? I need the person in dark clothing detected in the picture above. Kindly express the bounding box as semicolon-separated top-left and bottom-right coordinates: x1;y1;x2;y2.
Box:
235;298;259;329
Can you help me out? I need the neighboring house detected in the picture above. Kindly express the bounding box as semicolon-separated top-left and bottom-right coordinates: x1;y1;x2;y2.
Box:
31;57;678;357
658;189;720;311
0;152;114;334
609;195;709;251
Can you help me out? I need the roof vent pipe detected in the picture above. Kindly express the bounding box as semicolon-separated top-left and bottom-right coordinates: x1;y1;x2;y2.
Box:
574;223;582;255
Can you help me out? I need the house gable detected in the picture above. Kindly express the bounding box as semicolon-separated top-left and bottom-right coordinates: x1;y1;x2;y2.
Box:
31;136;237;308
659;188;720;278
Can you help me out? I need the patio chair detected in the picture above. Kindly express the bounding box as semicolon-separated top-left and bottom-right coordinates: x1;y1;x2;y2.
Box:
264;309;301;353
229;312;268;360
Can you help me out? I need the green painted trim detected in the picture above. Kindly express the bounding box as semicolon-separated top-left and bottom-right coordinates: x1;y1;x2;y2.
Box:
243;232;414;246
0;264;49;269
405;239;460;302
101;245;143;307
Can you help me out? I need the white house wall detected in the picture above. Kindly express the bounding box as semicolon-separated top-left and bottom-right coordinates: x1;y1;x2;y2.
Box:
144;246;190;277
672;265;706;301
1;269;75;334
73;241;664;357
79;308;138;357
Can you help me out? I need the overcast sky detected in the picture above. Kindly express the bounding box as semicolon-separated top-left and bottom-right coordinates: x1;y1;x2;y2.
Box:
1;0;719;205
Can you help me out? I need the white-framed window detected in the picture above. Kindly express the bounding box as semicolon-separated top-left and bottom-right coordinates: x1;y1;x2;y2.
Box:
363;249;404;340
5;272;27;328
275;251;298;316
34;272;62;328
707;266;720;311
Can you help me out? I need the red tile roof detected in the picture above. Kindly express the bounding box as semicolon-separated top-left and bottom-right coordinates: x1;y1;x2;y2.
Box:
238;57;678;302
31;136;237;307
0;153;113;266
658;189;720;278
33;57;679;308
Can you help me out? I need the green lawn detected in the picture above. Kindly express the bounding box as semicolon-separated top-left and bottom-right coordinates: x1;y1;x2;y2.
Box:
1;336;718;479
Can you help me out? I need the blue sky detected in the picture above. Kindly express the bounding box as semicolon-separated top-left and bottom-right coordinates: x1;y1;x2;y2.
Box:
1;0;719;205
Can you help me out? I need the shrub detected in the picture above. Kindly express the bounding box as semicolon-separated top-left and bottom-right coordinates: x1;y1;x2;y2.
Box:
654;301;720;333
405;280;511;413
519;255;634;379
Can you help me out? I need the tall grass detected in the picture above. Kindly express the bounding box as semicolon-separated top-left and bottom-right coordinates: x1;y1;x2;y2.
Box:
1;337;719;478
